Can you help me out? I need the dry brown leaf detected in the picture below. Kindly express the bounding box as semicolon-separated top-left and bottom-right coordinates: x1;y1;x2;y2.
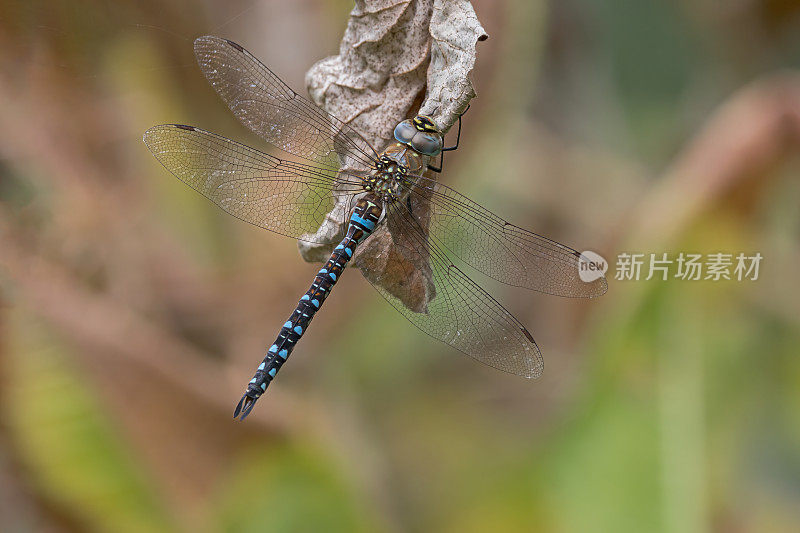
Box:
299;0;486;311
420;0;487;128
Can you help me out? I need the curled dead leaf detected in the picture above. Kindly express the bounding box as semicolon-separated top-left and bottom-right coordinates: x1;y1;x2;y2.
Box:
299;0;485;311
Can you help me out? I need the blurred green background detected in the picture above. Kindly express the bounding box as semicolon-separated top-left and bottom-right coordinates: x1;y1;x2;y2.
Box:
1;1;799;532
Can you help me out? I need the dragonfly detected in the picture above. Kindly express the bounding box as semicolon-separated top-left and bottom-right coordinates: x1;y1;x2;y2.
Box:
143;36;607;420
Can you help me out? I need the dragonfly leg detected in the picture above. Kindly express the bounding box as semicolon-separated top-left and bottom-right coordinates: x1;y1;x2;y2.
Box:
426;104;469;173
442;104;469;152
427;152;443;173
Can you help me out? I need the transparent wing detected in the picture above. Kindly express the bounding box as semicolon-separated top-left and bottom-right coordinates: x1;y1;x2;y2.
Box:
194;35;379;172
407;175;608;297
143;124;363;242
365;199;543;378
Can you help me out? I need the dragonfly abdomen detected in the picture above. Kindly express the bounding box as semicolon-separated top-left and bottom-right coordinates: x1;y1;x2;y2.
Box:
234;194;383;419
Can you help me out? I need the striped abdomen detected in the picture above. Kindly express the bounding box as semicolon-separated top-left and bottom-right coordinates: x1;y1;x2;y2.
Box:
234;194;383;419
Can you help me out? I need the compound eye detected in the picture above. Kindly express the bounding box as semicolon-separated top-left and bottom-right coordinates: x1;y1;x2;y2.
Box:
393;120;416;144
411;131;443;156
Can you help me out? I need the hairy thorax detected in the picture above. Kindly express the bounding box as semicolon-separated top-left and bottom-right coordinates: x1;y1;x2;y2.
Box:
363;142;424;202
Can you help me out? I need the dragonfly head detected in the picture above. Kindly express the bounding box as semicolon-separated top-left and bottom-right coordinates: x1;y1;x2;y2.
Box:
393;115;443;157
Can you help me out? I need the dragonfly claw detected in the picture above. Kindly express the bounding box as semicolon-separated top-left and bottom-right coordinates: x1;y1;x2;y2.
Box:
233;392;259;420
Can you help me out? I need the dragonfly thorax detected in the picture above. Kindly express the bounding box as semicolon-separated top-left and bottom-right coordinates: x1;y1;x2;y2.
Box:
363;148;420;200
382;143;424;173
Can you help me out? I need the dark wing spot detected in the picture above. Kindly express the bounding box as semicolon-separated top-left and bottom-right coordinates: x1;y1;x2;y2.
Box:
224;38;245;52
174;124;196;131
521;327;535;343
